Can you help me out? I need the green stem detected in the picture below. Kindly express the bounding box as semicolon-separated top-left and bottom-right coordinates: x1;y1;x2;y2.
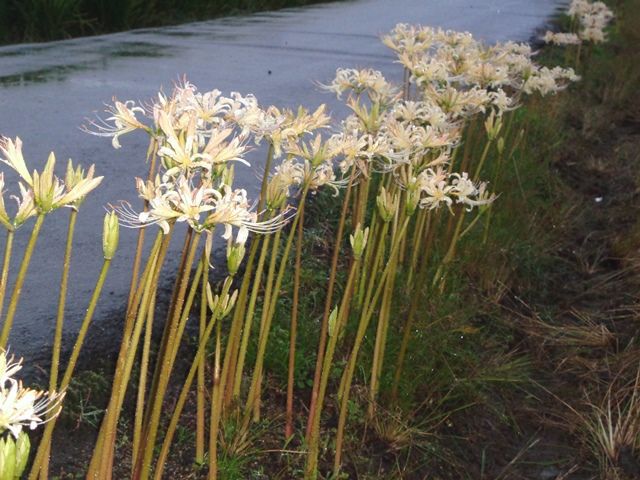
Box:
49;210;77;390
368;232;400;418
134;231;202;480
40;209;78;479
233;233;271;399
208;313;223;480
0;213;45;349
286;196;306;439
87;230;168;479
306;168;355;440
127;140;158;316
473;137;494;181
196;252;209;464
391;242;431;404
407;210;429;287
132;290;156;468
28;258;113;479
334;218;410;473
258;143;275;213
155;276;233;480
0;229;15;322
433;208;465;289
243;190;309;426
305;257;360;480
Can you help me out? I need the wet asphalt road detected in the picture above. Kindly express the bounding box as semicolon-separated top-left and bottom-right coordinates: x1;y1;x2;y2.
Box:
0;0;562;364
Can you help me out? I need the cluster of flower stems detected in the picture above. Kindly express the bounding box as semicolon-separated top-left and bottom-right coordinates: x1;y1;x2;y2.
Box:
0;7;611;478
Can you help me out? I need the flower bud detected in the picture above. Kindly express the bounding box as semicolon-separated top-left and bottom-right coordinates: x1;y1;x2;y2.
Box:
349;224;369;260
405;186;420;217
14;431;30;478
376;186;398;223
328;307;339;338
102;211;120;260
32;153;57;213
206;279;238;318
0;435;16;480
497;137;505;156
226;227;248;276
266;178;288;211
484;110;503;142
220;164;235;187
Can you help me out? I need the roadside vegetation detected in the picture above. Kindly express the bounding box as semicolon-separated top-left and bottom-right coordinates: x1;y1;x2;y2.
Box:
0;0;337;44
0;0;637;478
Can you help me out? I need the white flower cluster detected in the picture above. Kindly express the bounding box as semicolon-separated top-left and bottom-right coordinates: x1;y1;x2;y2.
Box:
544;0;614;46
384;24;579;102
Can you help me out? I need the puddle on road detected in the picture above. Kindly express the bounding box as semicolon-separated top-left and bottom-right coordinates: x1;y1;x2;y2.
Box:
0;63;92;86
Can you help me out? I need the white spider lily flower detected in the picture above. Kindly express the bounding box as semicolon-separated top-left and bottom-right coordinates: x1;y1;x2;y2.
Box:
331;128;389;176
157;112;212;178
174;84;233;126
0;174;12;231
389;101;451;130
521;66;580;96
11;183;36;227
1;140;102;215
407;56;453;86
465;61;511;89
489;90;518;114
203;127;251;167
0;137;32;185
203;185;291;239
449;173;497;210
266;159;304;210
30;153;103;213
381;24;435;64
425;86;490;119
228;100;285;143
542;31;582;46
64;160;102;209
0;351;64;439
267;105;331;157
117;176;217;233
285;134;343;168
323;68;399;104
84;99;151;149
303;160;341;195
418;172;455;211
0;353;22;388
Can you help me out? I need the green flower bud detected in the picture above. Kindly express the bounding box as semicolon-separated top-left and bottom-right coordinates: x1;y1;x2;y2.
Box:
0;435;16;480
405;187;420;217
376;186;397;223
484;110;503;142
220;164;235;187
102;211;120;260
266;178;288;211
206;279;238;319
497;137;505;156
14;432;30;478
32;153;57;213
226;227;248;276
349;224;369;260
328;307;339;338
